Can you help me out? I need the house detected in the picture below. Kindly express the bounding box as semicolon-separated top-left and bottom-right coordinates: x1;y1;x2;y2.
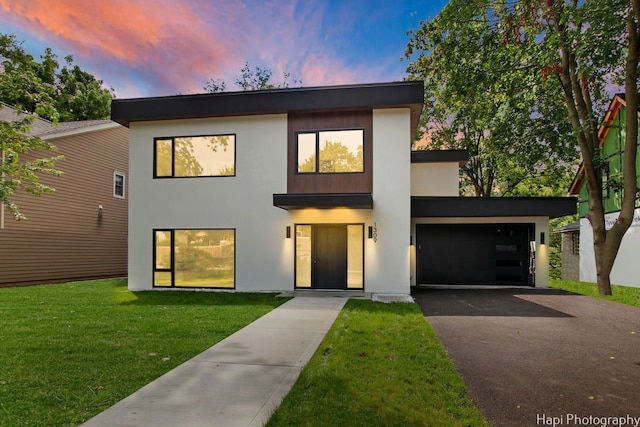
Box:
111;81;575;295
568;93;640;288
0;104;129;287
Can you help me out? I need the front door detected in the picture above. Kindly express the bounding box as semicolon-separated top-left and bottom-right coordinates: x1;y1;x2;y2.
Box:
313;224;347;289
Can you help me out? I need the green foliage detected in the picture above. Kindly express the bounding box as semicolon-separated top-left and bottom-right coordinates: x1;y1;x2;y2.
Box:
267;300;489;427
299;140;363;173
0;279;287;426
0;33;113;121
0;33;114;219
0;115;63;220
550;279;640;307
203;61;302;93
549;215;579;280
404;0;581;197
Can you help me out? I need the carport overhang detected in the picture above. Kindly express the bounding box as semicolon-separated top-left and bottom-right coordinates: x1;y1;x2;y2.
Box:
411;196;577;218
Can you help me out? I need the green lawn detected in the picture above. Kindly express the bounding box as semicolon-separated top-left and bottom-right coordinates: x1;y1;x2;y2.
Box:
1;280;488;427
266;300;489;427
550;279;640;307
0;279;287;427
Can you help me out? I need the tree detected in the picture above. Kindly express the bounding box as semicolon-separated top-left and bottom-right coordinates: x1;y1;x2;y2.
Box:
0;34;113;121
204;62;302;93
404;0;579;197
406;0;639;294
0;114;63;221
0;33;113;220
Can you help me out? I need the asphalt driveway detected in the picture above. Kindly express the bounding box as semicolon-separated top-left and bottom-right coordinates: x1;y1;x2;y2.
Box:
412;288;640;427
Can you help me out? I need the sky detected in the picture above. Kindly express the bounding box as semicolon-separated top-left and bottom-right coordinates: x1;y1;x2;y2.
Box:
0;0;449;99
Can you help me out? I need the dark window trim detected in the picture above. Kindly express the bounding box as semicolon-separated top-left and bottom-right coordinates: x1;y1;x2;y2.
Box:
152;228;236;289
295;128;366;175
153;134;237;179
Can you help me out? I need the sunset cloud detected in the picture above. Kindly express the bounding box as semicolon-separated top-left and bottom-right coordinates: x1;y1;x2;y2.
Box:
0;0;444;97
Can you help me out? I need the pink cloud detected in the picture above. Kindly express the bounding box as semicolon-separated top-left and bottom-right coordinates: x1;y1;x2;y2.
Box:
0;0;403;97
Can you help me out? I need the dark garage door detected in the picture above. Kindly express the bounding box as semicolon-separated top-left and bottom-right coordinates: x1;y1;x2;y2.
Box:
416;224;534;286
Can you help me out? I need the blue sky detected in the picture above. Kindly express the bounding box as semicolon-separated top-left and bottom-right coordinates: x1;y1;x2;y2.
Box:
0;0;448;98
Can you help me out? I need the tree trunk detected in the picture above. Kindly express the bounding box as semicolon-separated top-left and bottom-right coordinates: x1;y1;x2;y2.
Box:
590;2;640;295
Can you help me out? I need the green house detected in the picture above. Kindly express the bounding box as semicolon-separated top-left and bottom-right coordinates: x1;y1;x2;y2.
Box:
568;93;640;288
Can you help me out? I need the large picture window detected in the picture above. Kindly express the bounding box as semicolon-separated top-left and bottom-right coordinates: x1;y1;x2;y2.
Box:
154;135;235;178
153;229;235;288
297;129;364;174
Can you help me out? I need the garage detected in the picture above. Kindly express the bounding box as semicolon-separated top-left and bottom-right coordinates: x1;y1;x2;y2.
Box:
415;224;534;286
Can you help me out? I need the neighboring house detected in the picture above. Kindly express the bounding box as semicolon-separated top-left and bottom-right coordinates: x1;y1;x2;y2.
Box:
568;93;640;288
112;81;575;295
0;104;129;287
554;221;580;281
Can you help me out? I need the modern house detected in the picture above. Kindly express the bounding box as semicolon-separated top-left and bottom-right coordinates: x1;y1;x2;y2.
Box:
568;93;640;288
112;81;575;295
0;104;129;286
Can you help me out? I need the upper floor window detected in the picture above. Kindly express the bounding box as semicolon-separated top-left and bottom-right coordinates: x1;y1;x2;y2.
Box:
114;172;125;198
297;129;364;174
154;135;235;178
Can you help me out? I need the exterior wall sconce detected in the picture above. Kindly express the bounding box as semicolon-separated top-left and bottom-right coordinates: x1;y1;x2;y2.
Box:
98;205;103;218
286;226;291;239
540;232;545;245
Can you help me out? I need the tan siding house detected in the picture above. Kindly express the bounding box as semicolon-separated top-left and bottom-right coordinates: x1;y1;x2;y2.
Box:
0;108;128;286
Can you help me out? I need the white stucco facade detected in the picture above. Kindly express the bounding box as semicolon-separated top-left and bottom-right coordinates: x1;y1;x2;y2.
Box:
579;208;640;288
128;114;291;291
127;110;414;294
410;162;459;197
118;81;571;294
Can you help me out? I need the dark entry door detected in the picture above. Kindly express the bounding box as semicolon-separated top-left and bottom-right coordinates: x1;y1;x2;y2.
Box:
313;224;347;289
416;224;533;286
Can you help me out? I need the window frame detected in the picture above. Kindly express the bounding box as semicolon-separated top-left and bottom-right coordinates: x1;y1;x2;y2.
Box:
295;128;365;175
113;171;126;198
152;228;236;289
153;134;237;179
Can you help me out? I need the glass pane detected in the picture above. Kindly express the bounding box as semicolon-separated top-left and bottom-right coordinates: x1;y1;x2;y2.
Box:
174;136;235;177
297;133;316;173
347;225;364;289
318;130;364;173
155;139;173;177
174;229;235;288
154;231;172;269
154;271;172;287
295;225;312;288
114;174;124;196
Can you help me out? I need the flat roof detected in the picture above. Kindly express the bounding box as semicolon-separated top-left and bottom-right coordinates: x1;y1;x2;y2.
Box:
111;81;424;135
411;150;469;166
411;196;577;218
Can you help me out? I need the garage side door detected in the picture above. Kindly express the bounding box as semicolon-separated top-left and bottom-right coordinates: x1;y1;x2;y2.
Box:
416;224;534;286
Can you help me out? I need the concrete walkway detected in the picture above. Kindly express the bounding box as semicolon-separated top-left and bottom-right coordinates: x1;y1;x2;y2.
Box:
81;296;348;427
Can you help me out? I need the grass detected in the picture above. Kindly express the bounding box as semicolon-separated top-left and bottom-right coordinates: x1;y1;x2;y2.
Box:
550;278;640;307
0;279;288;427
266;299;489;427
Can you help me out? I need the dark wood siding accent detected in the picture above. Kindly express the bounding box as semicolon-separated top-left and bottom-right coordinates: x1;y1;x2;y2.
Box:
288;111;373;194
0;126;128;286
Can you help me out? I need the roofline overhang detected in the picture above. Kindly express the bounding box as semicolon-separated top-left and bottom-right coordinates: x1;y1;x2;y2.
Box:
411;196;578;219
273;193;373;210
111;81;424;137
411;150;469;167
40;121;121;140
